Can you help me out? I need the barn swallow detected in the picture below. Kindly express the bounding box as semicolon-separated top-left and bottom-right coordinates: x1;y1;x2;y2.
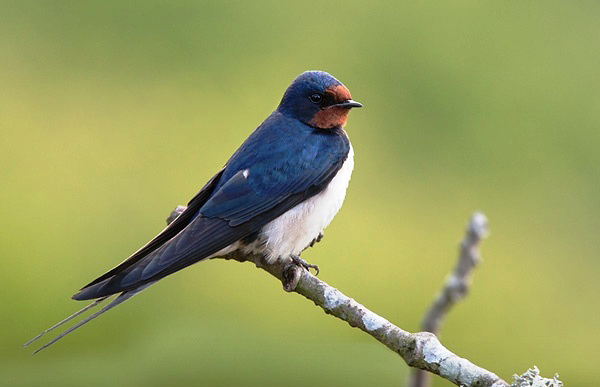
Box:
25;70;361;353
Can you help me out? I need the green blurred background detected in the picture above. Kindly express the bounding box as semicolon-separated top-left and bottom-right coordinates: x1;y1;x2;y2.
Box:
1;1;598;386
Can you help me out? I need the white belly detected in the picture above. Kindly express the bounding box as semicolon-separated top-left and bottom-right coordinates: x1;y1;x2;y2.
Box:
257;145;354;263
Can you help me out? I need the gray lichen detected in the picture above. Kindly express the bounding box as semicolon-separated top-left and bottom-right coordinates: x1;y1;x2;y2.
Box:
511;366;563;387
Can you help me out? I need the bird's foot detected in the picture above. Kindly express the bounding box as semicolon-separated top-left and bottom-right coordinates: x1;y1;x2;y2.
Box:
290;254;320;276
281;255;319;292
282;264;301;292
308;231;325;248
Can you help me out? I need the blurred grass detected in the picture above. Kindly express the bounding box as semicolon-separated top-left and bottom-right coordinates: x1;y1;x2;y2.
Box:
1;1;599;386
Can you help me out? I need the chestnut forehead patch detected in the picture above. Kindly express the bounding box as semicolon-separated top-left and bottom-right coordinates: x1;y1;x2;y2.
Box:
325;84;352;103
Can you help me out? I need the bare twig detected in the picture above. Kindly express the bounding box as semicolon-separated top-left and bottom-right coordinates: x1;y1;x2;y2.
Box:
167;207;507;386
409;212;488;387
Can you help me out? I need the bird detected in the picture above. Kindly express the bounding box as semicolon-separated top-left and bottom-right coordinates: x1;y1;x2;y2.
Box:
24;70;362;353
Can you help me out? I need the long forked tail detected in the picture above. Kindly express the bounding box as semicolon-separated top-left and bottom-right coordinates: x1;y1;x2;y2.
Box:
23;282;155;354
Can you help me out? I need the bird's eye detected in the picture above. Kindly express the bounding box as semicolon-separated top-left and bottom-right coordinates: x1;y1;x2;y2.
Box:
309;93;323;104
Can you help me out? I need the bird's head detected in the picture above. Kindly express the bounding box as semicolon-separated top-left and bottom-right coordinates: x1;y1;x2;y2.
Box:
277;71;362;129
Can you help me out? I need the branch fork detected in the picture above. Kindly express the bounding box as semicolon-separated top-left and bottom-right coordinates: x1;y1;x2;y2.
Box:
168;207;508;386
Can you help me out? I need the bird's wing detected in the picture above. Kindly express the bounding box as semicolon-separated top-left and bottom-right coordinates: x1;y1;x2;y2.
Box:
73;131;349;300
78;167;225;290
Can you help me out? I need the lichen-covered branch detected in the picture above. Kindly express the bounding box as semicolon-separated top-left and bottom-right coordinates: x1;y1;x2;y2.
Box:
409;212;488;387
223;252;507;386
168;208;561;386
166;207;508;386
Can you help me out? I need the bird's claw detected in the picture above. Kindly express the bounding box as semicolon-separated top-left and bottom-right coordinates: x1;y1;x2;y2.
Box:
290;254;320;276
316;231;324;243
308;231;325;248
282;264;301;292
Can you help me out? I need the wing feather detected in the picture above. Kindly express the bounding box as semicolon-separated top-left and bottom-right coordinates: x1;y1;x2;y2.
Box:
77;168;225;291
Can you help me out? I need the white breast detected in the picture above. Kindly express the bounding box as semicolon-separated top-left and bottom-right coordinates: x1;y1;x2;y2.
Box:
257;145;354;263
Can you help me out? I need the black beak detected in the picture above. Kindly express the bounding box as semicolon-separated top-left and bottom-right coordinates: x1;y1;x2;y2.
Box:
330;99;363;109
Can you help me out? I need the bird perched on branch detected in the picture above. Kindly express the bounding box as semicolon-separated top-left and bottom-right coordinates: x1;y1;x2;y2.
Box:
25;70;362;353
